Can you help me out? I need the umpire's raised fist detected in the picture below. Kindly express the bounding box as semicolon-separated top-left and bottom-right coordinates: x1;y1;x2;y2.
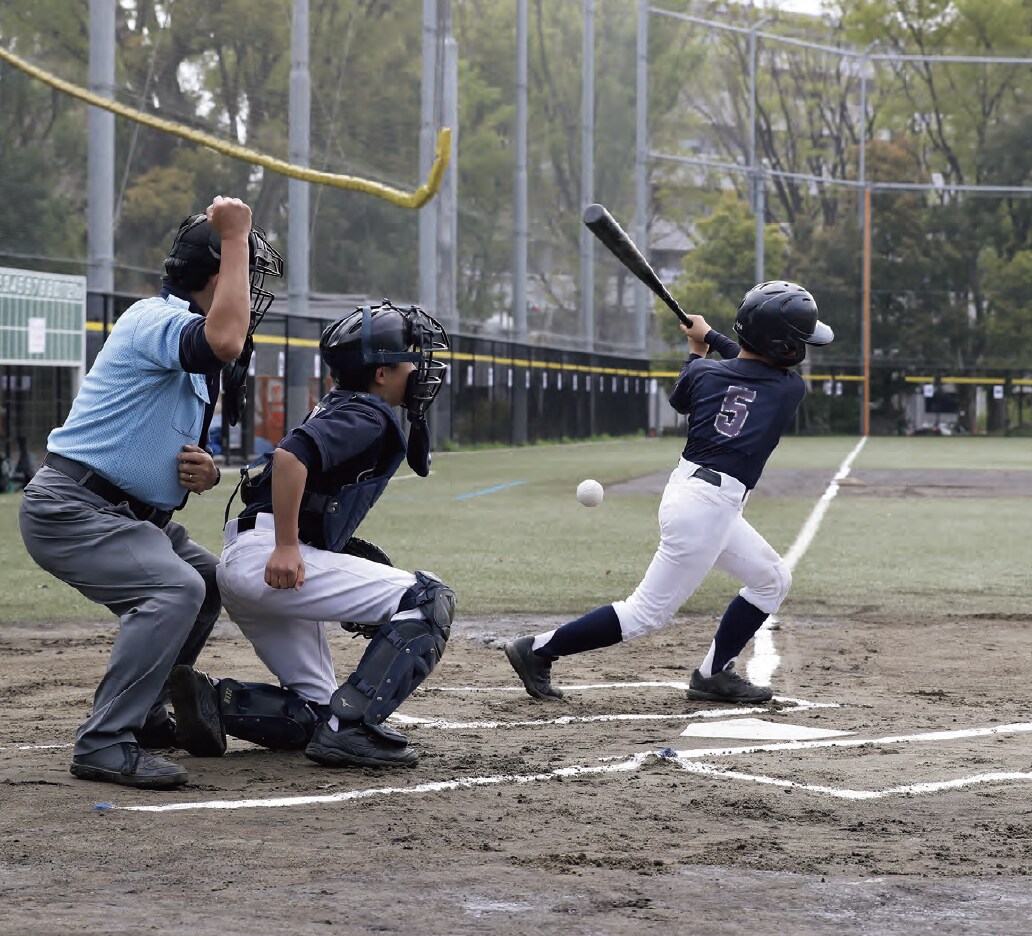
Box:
206;195;252;242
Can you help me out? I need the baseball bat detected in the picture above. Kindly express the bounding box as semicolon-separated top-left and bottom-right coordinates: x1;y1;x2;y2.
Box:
582;203;693;327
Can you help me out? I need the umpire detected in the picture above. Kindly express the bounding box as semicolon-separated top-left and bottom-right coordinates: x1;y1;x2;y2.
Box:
19;196;283;789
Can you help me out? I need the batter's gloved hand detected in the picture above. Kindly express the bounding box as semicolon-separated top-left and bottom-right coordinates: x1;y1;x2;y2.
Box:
339;536;393;638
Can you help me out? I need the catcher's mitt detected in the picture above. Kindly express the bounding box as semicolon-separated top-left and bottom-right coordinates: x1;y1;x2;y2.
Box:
339;536;393;638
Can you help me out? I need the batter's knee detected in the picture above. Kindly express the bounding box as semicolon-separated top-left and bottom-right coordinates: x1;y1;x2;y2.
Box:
612;599;667;642
740;559;792;615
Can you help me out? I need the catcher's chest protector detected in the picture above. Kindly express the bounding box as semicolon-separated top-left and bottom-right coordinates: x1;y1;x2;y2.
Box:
314;396;407;552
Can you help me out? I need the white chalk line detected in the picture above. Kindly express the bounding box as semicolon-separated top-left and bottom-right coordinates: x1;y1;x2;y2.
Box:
746;436;868;688
662;720;1032;760
112;720;1032;813
390;697;838;731
668;721;1032;799
0;693;829;755
677;762;1032;800
423;680;699;692
0;698;837;754
119;756;650;812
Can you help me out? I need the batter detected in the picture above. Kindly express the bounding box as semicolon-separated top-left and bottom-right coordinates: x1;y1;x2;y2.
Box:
504;281;834;704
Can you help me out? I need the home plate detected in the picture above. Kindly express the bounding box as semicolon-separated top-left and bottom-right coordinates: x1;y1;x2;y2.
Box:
679;718;853;741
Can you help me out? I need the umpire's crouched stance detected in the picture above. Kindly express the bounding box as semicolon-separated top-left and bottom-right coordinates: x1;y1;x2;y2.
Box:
19;196;283;789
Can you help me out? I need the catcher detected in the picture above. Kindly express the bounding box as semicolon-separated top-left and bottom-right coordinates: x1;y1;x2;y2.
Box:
167;300;454;769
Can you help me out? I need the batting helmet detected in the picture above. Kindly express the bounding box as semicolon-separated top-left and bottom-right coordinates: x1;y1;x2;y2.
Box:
162;213;284;329
732;281;833;367
320;299;450;419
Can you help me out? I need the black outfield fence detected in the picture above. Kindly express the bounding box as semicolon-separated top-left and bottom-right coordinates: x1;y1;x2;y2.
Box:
82;294;653;459
3;293;1028;486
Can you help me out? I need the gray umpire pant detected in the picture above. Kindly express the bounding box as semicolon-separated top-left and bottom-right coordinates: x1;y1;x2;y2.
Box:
19;466;221;756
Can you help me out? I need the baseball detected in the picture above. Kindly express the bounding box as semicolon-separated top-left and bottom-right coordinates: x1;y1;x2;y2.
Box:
576;479;604;507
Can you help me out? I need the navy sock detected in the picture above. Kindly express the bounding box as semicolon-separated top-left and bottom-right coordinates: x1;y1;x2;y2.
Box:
537;605;622;658
711;596;769;674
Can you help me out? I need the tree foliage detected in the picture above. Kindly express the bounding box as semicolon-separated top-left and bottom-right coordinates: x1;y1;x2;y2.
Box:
1;0;1032;390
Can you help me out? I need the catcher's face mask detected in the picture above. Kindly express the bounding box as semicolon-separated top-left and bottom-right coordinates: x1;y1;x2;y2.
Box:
223;228;283;428
245;225;284;335
358;303;449;420
164;215;283;332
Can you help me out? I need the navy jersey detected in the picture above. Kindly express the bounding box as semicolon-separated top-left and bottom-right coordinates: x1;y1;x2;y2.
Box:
669;342;805;490
240;390;409;547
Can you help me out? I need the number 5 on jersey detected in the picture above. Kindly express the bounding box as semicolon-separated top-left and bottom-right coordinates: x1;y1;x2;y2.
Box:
715;385;756;438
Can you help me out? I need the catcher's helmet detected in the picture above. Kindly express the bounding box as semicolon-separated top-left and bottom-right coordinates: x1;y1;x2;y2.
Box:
162;213;284;329
320;299;449;419
732;281;833;367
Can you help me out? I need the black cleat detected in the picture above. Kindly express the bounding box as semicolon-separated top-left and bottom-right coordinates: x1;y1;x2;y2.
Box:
304;721;419;768
687;663;773;703
70;742;187;789
504;636;564;701
135;714;178;750
167;665;227;757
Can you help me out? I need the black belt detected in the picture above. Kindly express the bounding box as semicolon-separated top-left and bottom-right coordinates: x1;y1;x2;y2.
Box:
692;466;722;487
234;513;324;548
43;453;173;528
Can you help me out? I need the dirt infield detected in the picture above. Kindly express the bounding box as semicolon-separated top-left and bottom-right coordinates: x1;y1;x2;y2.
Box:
2;604;1031;935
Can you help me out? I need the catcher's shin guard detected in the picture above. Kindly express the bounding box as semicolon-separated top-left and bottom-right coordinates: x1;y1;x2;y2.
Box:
330;571;454;726
220;679;320;750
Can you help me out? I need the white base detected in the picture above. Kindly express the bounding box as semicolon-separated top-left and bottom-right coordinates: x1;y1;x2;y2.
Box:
680;717;852;741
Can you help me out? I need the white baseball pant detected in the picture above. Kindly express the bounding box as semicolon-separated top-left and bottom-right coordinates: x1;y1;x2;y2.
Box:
216;513;418;704
613;458;791;641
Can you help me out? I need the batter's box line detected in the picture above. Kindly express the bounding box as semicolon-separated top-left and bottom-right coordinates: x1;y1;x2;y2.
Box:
422;680;831;701
110;720;1032;814
660;720;1032;800
391;697;839;731
676;760;1032;800
424;680;707;692
0;697;835;754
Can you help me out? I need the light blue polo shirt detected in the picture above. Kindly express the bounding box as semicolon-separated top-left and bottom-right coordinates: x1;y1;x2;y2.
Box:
48;294;210;510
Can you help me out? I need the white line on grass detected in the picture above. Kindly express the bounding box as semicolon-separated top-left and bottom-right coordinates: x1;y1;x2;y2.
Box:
454;480;527;501
111;720;1032;813
747;436;868;687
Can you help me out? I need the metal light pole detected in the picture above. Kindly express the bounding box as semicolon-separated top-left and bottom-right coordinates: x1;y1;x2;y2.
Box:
419;0;440;319
749;16;772;285
288;0;310;323
862;185;872;437
513;0;529;445
634;0;649;355
87;0;115;297
580;0;596;352
514;0;528;346
858;40;880;223
858;41;878;436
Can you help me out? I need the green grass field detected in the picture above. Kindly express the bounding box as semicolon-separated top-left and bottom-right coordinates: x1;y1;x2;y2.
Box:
1;435;1029;624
